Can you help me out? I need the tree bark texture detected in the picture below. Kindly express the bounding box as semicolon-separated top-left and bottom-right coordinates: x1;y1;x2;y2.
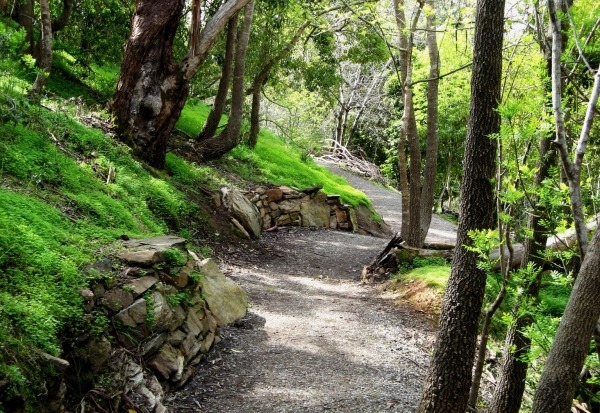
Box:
393;0;411;241
196;0;255;160
415;0;505;410
403;3;423;248
531;228;600;413
31;0;53;95
419;4;440;246
248;22;309;148
197;13;239;142
112;0;251;168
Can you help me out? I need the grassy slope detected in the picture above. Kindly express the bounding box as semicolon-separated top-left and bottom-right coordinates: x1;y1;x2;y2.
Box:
0;20;370;409
177;104;370;207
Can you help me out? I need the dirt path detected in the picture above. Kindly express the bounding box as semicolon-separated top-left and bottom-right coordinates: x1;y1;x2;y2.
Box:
169;168;457;412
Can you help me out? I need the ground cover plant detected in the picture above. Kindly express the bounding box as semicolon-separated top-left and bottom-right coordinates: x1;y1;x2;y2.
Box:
0;19;374;410
177;103;371;207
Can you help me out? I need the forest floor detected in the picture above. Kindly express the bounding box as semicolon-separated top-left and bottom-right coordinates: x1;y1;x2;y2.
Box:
168;163;458;413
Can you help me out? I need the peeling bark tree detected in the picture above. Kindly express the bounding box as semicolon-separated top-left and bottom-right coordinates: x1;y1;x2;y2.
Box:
111;0;252;168
415;0;505;410
197;13;239;143
196;0;255;159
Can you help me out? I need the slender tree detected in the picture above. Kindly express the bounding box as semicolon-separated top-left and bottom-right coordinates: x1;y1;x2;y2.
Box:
393;0;411;241
418;1;440;245
415;0;505;410
531;226;600;413
196;0;255;160
197;13;239;143
248;21;310;148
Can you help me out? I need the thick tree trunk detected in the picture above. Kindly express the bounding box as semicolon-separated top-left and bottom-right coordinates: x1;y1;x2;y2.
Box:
112;0;251;168
197;13;239;143
419;6;440;245
415;0;505;410
31;0;52;95
196;0;255;159
531;229;600;413
393;0;410;241
248;22;309;148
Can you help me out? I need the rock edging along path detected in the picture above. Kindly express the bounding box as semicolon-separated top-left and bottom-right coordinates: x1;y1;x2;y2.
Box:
169;167;458;412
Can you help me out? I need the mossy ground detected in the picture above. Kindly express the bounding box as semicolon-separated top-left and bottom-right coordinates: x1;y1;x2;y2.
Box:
0;19;371;411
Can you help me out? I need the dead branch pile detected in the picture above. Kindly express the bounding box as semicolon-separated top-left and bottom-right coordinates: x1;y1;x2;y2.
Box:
318;140;387;185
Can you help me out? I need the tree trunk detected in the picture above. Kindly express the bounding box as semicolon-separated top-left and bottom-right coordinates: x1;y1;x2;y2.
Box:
404;4;423;248
196;0;255;159
51;0;73;33
197;13;239;142
405;82;422;247
530;229;600;413
415;0;505;410
111;0;251;168
31;0;52;95
17;0;34;54
393;0;410;241
437;153;452;211
488;137;554;413
487;74;556;413
419;5;440;245
248;21;310;148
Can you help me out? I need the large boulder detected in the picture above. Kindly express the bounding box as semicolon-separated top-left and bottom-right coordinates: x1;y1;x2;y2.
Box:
300;199;330;227
198;258;247;327
355;204;394;238
221;187;262;238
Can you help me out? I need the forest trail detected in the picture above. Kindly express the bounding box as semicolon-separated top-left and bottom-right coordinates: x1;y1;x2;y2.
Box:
170;166;457;412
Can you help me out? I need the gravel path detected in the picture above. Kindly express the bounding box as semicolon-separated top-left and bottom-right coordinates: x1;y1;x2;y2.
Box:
169;167;457;413
317;161;457;245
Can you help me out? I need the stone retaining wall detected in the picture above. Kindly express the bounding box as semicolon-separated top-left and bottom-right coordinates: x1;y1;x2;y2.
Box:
42;236;247;412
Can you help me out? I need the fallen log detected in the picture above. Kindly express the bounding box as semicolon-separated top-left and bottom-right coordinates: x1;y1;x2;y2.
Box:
362;234;453;283
490;214;599;271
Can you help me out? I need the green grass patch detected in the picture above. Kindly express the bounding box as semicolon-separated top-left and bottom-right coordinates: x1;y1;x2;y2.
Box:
176;103;371;207
399;265;451;291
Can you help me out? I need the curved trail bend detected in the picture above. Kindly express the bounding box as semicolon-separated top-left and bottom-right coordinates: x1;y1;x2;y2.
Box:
170;164;457;412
